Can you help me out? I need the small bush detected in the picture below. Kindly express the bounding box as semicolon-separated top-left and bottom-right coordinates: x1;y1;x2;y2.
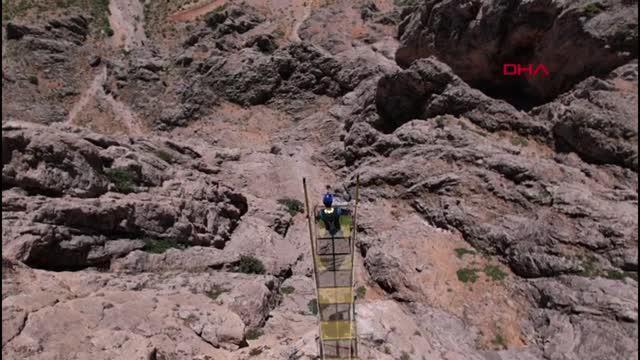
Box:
205;284;227;300
281;286;295;295
579;256;600;278
484;265;508;281
277;198;304;216
245;328;263;340
605;270;626;280
457;268;479;283
492;332;507;349
143;238;185;254
155;149;175;163
249;348;263;356
605;270;638;281
400;351;411;360
454;248;476;259
510;135;529;147
105;168;137;193
356;286;367;299
307;299;318;315
394;0;418;7
28;75;39;85
235;255;266;274
583;2;605;17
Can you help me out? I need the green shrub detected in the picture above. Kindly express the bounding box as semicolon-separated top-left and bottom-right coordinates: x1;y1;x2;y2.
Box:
605;270;638;281
583;2;605;17
394;0;418;7
605;270;625;280
579;256;600;278
249;348;263;356
281;286;295;295
484;265;508;281
143;238;185;254
245;328;263;340
457;268;479;283
28;75;39;85
307;299;318;315
205;284;227;300
510;135;529;147
277;198;304;216
400;351;411;360
492;332;506;349
235;255;266;274
105;168;137;193
154;149;175;163
356;286;367;299
454;248;476;259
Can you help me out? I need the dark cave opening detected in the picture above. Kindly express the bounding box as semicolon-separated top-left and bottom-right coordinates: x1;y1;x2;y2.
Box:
472;75;548;112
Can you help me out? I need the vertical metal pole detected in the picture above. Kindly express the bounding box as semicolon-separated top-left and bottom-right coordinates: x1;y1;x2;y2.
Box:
350;175;360;358
303;178;324;359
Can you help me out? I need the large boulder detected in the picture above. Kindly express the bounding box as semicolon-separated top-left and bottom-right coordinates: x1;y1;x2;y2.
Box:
396;0;638;104
532;62;638;170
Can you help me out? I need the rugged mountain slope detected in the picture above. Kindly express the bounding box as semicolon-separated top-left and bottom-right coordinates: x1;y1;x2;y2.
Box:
2;0;637;359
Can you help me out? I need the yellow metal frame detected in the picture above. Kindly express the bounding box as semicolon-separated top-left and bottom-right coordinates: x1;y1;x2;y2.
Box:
303;176;360;360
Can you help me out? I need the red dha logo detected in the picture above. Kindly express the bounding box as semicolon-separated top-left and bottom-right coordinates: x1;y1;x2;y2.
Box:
503;64;550;78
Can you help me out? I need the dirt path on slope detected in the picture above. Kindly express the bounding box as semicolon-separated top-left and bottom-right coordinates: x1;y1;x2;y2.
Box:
108;0;147;49
168;0;228;22
290;0;312;42
67;67;108;125
67;66;146;135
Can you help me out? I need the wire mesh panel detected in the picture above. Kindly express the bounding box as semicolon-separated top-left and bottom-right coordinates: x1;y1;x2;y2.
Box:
313;205;358;359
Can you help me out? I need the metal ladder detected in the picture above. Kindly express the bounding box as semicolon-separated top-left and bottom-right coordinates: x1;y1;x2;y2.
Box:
303;176;360;359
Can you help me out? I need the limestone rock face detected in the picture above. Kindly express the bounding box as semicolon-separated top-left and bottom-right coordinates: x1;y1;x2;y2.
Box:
2;122;248;271
1;1;637;360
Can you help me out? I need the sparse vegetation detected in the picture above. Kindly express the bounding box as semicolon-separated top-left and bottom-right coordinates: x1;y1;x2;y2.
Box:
277;198;304;216
579;255;600;278
281;286;295;295
205;284;227;300
154;149;175;163
400;351;411;360
143;238;186;254
454;248;476;259
28;75;39;85
235;255;266;274
356;286;367;299
510;135;529;147
307;299;318;315
484;264;508;281
491;332;507;349
605;269;626;280
105;168;137;193
583;2;605;17
245;328;263;340
457;267;480;283
2;0;113;36
605;270;638;281
394;0;418;7
248;348;263;356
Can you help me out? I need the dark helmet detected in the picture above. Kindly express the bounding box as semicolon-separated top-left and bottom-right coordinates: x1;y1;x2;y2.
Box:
323;193;333;207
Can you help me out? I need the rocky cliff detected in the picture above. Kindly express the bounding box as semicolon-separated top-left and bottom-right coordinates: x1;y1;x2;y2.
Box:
2;0;637;359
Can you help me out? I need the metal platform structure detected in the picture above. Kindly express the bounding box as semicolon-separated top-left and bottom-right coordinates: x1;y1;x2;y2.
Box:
303;177;360;360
